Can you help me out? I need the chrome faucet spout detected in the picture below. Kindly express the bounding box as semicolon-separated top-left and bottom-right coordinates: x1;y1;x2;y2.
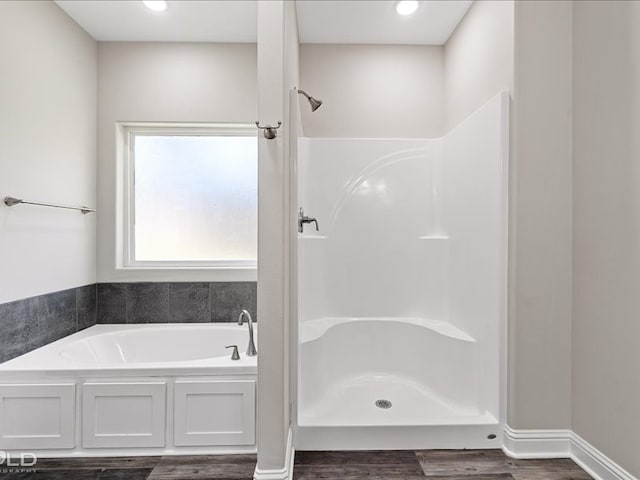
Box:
238;309;257;356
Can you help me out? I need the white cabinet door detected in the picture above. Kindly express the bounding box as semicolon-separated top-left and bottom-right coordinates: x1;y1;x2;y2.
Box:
0;383;75;450
174;380;255;446
82;382;166;448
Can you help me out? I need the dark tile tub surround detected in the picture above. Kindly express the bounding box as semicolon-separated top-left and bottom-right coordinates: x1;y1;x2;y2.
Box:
0;282;256;364
97;282;257;324
0;284;97;363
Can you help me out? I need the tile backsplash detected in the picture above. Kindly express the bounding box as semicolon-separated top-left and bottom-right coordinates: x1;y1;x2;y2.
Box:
97;282;257;324
0;282;257;364
0;284;96;363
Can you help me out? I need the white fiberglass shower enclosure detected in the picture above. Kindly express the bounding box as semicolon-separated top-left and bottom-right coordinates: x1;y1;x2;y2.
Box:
294;93;509;450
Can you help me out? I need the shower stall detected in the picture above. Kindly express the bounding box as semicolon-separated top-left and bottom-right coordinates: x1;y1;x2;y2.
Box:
293;92;509;450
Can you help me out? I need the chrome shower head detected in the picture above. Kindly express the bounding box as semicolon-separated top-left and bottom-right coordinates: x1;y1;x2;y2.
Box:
297;89;323;112
308;97;322;112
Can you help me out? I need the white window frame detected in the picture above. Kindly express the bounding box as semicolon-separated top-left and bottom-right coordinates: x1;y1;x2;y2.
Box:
118;122;258;271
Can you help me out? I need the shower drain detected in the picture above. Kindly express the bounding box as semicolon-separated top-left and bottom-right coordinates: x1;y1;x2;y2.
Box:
375;399;392;409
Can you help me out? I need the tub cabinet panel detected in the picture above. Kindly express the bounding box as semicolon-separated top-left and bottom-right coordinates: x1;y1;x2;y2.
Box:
0;383;75;449
174;380;255;446
82;382;166;448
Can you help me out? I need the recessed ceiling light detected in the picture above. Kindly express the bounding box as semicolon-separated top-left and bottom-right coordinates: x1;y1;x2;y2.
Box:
142;0;168;12
395;0;419;16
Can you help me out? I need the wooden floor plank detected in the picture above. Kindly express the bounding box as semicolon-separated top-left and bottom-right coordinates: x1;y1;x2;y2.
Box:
415;449;591;479
97;469;154;480
155;455;256;466
511;470;593;480
294;450;420;465
30;458;160;471
416;449;515;475
0;468;153;480
148;463;255;480
293;463;426;479
424;475;514;480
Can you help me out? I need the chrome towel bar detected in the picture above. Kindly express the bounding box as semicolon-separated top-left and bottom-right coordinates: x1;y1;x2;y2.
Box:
3;196;95;214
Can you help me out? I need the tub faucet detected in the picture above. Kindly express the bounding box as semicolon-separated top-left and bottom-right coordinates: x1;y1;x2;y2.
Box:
225;345;240;360
238;309;257;356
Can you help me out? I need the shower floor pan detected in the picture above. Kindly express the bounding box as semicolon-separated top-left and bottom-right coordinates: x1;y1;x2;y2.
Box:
298;373;496;427
296;317;503;450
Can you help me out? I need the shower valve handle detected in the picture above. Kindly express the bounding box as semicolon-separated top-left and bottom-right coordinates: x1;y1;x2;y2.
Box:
298;208;319;233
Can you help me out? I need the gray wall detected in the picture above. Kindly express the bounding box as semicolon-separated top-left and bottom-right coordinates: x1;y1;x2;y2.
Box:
0;1;97;304
444;0;514;131
97;282;256;324
299;44;444;138
0;285;96;363
572;1;640;476
97;42;257;284
508;0;573;430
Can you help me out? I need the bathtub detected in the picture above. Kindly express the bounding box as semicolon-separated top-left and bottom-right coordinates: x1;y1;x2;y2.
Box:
0;324;257;457
296;317;503;450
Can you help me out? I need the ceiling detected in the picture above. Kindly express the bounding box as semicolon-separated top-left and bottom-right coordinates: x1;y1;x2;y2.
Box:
55;1;258;43
296;1;473;45
56;0;472;46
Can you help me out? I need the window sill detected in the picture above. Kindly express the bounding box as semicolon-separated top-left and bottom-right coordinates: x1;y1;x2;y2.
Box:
111;266;257;282
120;265;257;270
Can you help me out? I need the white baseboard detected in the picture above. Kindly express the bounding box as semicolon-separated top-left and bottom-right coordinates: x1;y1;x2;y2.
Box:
571;432;637;480
253;428;294;480
503;426;638;480
502;425;571;458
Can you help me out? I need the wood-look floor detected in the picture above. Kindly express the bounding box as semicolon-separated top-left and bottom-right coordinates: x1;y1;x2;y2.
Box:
295;450;593;480
0;450;592;479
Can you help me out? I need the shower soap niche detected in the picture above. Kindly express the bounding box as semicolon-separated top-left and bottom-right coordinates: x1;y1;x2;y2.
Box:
299;235;328;240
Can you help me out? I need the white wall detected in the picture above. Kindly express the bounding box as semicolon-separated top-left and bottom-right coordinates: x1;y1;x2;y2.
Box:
444;93;508;419
0;1;97;303
284;0;299;465
299;44;444;138
255;0;298;474
509;0;573;429
297;138;445;321
97;42;257;283
444;0;514;131
572;2;640;476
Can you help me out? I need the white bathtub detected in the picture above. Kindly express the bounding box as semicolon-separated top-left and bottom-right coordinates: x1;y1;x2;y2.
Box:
0;324;257;457
0;324;257;373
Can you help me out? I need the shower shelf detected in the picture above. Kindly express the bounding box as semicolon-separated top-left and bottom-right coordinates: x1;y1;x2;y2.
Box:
419;235;449;240
300;317;474;344
299;235;328;240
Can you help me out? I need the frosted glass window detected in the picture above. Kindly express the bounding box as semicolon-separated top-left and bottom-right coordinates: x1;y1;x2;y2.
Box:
130;132;257;264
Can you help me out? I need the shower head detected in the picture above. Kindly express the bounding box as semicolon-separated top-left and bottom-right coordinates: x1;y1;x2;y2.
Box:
297;89;323;112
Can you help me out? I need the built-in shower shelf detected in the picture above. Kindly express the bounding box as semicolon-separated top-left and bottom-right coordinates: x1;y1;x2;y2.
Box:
419;235;449;240
300;317;474;343
299;235;328;240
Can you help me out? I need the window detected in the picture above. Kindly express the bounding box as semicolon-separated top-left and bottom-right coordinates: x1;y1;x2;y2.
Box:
121;124;257;269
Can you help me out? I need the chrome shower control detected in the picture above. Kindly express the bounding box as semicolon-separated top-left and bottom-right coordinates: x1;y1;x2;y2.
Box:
298;207;319;233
